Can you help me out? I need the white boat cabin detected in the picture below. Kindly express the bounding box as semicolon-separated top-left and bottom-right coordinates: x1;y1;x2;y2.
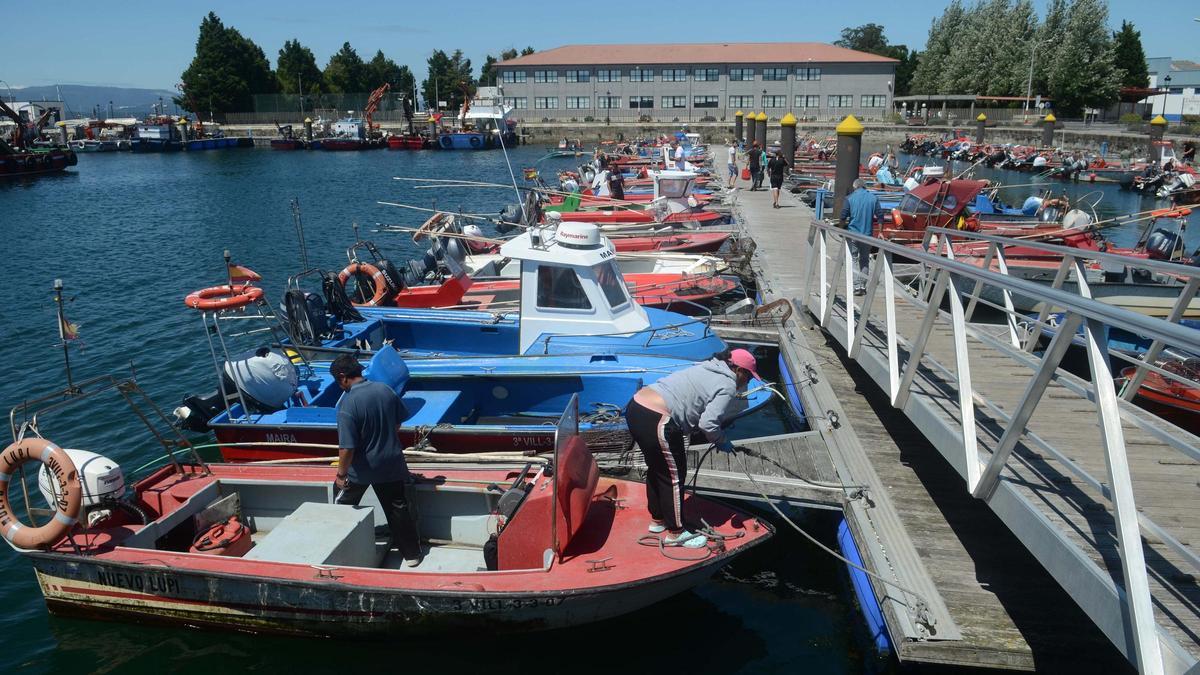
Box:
653;169;701;213
498;222;651;354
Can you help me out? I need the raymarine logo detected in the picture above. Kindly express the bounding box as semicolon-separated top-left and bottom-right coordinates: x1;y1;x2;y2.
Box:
558;230;587;240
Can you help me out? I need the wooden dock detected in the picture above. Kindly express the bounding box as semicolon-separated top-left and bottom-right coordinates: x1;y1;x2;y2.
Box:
716;152;1151;671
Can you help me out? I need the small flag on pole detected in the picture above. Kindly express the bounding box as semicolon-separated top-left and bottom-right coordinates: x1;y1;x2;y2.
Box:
228;264;262;283
59;314;80;341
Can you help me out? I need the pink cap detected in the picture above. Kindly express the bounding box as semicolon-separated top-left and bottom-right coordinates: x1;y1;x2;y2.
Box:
729;348;760;382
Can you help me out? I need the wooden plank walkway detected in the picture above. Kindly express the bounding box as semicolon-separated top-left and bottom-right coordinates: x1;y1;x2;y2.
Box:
724;157;1138;671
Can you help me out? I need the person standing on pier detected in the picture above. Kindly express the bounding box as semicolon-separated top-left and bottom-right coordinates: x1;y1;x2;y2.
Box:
748;142;763;191
841;178;882;296
625;349;760;548
330;354;423;567
727;141;739;188
767;150;788;208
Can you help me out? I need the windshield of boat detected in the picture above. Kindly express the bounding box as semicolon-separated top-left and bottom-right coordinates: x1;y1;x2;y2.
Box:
537;264;591;310
592;261;629;309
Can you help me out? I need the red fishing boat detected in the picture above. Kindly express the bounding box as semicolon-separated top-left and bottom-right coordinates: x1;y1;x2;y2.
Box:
1118;361;1200;434
388;273;736;311
388;135;426;150
3;385;772;637
0;100;78;177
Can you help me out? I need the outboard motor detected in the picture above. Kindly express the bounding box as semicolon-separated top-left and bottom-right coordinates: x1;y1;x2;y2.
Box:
497;204;522;233
174;347;299;433
37;449;146;526
1145;229;1184;261
281;288;332;346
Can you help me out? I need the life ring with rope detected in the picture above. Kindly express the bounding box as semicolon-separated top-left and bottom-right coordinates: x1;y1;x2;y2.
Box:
183;284;263;311
0;438;81;550
338;262;391;306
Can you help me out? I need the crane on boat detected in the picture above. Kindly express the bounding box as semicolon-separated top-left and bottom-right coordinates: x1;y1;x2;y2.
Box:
364;83;390;132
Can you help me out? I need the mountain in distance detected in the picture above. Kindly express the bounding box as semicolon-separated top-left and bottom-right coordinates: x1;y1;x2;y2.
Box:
6;84;178;118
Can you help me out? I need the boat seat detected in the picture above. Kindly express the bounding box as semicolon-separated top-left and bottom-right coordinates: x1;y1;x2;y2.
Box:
402;390;464;426
365;344;410;393
244;502;375;567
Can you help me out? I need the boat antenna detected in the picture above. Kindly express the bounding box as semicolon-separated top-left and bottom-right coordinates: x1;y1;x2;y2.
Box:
52;279;81;395
493;86;527;223
291;198;310;270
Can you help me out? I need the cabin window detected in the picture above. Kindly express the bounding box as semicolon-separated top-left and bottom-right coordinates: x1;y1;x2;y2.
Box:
941;195;958;211
656;178;691;198
898;193;934;215
537;265;591;310
593;262;629;308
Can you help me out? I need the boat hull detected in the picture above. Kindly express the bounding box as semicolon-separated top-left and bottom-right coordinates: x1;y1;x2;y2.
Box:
0;149;77;177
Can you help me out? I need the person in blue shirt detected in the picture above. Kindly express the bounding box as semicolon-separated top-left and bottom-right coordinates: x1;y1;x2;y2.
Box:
331;354;422;566
840;179;882;296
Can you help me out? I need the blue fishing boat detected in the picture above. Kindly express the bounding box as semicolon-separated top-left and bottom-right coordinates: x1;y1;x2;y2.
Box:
130;116;183;152
436;102;518;150
280;222;728;361
176;345;775;461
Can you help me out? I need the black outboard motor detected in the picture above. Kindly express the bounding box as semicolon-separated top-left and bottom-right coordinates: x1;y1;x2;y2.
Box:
280;288;332;346
175;347;300;432
1145;229;1184;261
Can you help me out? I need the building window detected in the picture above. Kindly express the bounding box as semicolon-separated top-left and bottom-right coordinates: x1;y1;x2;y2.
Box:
693;95;719;108
629;96;654;109
629;68;653;82
729;68;754;81
795;95;819;109
661;69;688;82
762;68;789;81
534;97;559;109
503;97;528;109
661;96;687;109
501;71;526;84
762;95;787;108
694;68;719;81
1167;87;1184;95
828;95;853;108
565;96;591;109
565;69;590;83
729;95;754;108
596;69;621;82
861;95;887;108
795;67;821;81
597;96;621;109
533;70;558;83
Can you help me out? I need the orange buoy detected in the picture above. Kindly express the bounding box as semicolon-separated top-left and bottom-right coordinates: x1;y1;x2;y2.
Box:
0;438;81;550
184;284;264;311
338;262;391;306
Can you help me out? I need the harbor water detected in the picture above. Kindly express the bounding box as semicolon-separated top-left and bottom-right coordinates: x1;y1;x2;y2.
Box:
0;146;854;674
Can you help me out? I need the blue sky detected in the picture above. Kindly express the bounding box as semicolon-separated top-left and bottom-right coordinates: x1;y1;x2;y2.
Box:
2;0;1197;90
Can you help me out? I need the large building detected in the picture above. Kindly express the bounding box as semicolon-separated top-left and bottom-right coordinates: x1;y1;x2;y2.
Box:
1146;57;1200;122
492;43;897;123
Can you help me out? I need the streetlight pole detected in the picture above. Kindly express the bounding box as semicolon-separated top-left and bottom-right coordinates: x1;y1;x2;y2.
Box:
636;66;641;121
1023;39;1048;123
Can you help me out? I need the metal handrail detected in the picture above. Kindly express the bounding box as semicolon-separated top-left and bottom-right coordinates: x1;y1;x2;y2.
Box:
804;219;1196;674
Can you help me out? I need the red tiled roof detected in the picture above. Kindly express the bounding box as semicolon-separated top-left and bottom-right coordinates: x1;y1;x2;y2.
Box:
498;43;898;67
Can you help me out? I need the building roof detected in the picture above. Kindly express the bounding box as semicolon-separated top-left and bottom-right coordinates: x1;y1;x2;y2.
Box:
497;43;897;67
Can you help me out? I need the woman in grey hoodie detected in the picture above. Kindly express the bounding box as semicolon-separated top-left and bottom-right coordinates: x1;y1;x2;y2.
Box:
626;348;760;548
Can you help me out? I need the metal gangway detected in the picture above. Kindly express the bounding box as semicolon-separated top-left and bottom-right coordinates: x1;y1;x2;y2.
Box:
805;221;1200;674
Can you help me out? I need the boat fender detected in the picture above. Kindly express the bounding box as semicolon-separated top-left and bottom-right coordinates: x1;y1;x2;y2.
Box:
439;135;453;150
184;284;264;311
0;438;81;550
190;516;253;556
338;262;391;306
469;135;482;148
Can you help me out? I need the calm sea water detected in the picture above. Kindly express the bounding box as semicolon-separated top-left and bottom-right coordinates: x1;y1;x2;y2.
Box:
0;146;856;674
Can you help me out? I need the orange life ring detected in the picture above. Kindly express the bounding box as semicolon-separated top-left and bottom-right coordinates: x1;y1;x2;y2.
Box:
338;262;390;306
184;284;263;311
0;438;81;550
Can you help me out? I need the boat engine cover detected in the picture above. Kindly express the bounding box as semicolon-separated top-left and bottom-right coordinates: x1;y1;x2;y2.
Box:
1146;229;1183;260
224;347;299;411
1061;209;1093;230
38;448;124;510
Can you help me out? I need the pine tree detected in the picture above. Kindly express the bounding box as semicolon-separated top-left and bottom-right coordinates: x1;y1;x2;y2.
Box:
1032;0;1069;97
178;12;276;116
365;50;414;94
421;49;474;111
480;55;499;87
910;1;965;94
323;42;368;93
1045;0;1120;116
990;0;1038;96
1112;20;1149;88
277;39;322;94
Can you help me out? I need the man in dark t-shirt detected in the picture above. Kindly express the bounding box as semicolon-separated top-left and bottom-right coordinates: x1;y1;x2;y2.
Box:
332;354;422;565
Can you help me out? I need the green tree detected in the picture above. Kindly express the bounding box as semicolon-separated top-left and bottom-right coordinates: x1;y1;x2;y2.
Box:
1032;0;1069;96
323;42;368;93
910;1;965;94
1112;20;1149;88
1045;0;1120;116
480;48;523;86
365;50;415;94
834;23;890;54
421;49;474;111
177;12;277;116
893;48;919;96
277;39;322;94
520;46;535;56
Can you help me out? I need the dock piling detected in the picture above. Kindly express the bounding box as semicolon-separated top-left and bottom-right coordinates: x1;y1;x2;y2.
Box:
734;110;744;144
304;117;313;141
1148;114;1167;161
780;113;797;168
1041;113;1056;149
975;113;987;145
754;111;768;149
833;115;864;221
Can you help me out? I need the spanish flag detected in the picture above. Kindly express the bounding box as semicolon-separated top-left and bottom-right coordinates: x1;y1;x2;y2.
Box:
228;264;262;283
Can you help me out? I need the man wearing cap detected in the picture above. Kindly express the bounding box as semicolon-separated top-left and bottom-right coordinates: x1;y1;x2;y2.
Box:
330;353;422;566
625;349;760;548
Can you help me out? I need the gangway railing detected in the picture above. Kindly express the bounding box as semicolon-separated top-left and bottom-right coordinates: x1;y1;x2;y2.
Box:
803;220;1200;675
